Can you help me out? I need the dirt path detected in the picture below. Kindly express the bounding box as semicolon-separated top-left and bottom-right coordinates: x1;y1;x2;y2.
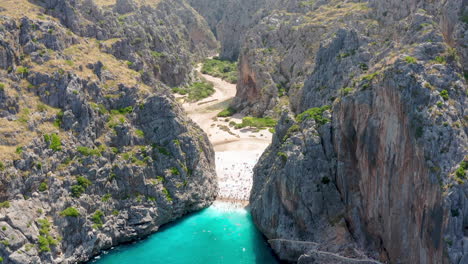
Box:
180;65;272;202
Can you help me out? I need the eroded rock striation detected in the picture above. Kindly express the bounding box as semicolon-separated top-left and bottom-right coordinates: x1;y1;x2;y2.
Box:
0;0;218;263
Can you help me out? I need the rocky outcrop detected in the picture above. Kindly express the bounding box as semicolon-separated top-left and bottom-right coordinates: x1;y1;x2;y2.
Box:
0;2;218;263
249;1;468;264
225;0;468;118
36;0;218;87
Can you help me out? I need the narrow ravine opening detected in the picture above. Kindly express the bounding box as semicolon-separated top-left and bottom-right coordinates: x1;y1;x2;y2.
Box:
181;62;273;204
89;60;278;263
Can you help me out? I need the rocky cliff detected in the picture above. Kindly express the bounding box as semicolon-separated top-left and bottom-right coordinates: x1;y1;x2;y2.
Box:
214;0;468;118
246;0;468;263
0;0;218;263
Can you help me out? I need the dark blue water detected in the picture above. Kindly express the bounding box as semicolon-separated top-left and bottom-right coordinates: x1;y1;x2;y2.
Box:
90;202;279;264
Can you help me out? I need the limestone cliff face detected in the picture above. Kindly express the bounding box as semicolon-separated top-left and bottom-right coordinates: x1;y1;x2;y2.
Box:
0;1;218;263
39;0;218;87
248;0;468;263
227;0;468;118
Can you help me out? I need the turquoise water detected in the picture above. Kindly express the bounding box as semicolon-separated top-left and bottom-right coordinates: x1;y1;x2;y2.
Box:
90;202;279;264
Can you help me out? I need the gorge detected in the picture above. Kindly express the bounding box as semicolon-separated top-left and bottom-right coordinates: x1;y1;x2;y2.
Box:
0;0;467;263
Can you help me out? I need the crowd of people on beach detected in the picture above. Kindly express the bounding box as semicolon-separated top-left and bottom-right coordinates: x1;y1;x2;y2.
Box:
215;151;262;202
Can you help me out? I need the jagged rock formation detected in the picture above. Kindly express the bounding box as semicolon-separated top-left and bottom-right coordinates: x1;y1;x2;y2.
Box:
242;0;468;263
0;0;218;263
205;0;468;118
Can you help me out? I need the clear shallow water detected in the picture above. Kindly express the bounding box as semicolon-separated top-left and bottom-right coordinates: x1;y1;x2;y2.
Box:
90;202;279;264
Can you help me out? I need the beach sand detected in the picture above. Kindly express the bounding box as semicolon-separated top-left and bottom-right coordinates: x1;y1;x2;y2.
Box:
181;65;271;203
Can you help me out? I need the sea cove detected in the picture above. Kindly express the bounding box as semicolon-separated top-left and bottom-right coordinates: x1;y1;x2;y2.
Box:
91;202;278;264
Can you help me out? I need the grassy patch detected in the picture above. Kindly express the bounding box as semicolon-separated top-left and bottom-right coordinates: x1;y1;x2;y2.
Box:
217;107;236;117
201;58;238;84
0;201;9;208
296;105;331;125
234;117;277;129
173;79;215;102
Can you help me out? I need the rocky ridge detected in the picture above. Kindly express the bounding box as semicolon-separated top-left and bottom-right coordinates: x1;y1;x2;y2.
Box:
234;0;468;263
0;0;218;263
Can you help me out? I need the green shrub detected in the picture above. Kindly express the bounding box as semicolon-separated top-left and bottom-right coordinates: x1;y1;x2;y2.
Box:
44;134;62;151
60;207;80;217
15;146;23;154
162;188;173;201
0;83;5;91
154;145;170;156
0;162;5;171
53;111;64;128
340;87;354;96
101;193;112;202
37;236;51;252
217;107;236;117
455;161;468;179
296;105;331;125
135;129;145;138
71;176;92;197
277;152;288;163
91;210;104;229
0;201;10;208
77;176;92;188
440;90;449;101
169;167;180;175
71;185;85;197
404;56;417;64
361;72;380;81
172;87;188;95
433;56;446;64
111;106;133;115
16;66;29;75
234;117;277;129
38;182;48;192
283;124;300;141
36;218;58;252
201;58;238;84
77;146;102;156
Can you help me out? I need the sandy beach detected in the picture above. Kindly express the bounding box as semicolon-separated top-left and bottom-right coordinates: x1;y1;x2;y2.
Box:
181;65;272;203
